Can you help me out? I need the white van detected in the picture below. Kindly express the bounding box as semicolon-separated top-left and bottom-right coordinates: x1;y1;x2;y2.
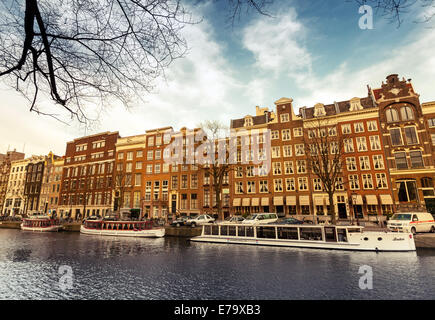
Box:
241;213;278;225
387;212;435;234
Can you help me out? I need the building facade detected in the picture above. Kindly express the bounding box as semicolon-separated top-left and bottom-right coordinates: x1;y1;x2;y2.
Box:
0;150;25;214
58;132;119;219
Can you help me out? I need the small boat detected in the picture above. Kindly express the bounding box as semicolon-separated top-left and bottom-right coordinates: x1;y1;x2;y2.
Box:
80;219;165;238
190;223;416;252
21;215;62;232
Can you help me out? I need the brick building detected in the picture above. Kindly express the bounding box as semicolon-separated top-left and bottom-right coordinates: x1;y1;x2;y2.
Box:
0;150;25;214
58;132;119;219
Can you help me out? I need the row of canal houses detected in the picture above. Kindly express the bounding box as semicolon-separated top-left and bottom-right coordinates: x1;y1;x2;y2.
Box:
1;74;435;223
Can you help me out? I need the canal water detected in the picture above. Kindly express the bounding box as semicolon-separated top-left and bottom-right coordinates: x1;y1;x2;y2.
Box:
0;229;434;300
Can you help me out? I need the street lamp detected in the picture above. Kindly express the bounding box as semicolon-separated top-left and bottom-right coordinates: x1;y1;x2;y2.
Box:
351;192;359;226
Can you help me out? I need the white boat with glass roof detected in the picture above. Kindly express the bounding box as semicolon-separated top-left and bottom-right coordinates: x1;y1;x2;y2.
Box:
190;223;416;252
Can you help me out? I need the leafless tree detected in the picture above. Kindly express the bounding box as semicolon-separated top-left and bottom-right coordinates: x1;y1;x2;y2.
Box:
0;0;273;124
114;164;132;216
197;120;232;221
303;119;348;225
355;0;435;26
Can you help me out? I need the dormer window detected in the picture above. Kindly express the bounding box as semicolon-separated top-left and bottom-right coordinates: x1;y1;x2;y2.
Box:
244;116;253;127
349;98;363;111
313;103;326;117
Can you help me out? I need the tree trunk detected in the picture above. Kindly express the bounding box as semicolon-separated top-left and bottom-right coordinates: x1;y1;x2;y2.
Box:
328;192;336;225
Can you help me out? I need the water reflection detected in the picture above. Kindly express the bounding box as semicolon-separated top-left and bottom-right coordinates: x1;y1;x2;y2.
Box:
0;229;434;300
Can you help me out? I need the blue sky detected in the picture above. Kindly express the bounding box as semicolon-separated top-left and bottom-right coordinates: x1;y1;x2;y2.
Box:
1;0;435;156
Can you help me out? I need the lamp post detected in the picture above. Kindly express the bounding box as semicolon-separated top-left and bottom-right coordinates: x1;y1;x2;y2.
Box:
351;192;359;226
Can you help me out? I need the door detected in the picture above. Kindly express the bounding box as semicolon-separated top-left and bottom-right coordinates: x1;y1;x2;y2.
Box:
338;204;347;219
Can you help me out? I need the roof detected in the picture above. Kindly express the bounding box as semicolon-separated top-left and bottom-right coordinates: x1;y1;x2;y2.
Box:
230;114;269;129
303;96;376;119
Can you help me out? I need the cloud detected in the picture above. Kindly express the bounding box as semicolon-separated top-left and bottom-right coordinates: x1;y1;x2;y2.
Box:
241;8;312;76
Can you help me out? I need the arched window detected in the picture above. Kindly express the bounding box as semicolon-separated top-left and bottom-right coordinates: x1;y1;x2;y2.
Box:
400;106;414;121
386;108;399;122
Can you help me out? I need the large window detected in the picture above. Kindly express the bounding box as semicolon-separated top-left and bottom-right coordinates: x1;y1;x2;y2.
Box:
394;152;408;169
400;106;414;121
386;108;399;123
389;128;402;146
404;127;418;145
410;151;424;168
397;180;418;202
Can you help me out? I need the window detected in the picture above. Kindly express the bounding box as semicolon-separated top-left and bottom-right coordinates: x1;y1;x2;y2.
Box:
373;155;385;169
394;152;408;169
342;124;351;134
155;164;161;174
328;126;337;136
283;145;292;157
284;161;294;174
349;175;360;190
313;178;322;191
235;166;243;178
400;106;414;121
367;120;378;132
356;137;367;152
295;144;305;156
126;152;133;160
308;129;316;139
246;166;254;177
428;118;435;128
271;146;281;158
260;180;268;193
346;157;357;171
404;127;418;145
181;175;188;189
146;164;153;174
274;179;283;192
147;151;153;160
126;162;132;172
235;182;244;194
359;156;370;170
286;178;295;191
369;135;381;150
244;117;253;127
135;174;141;186
136;150;143;158
282;129;291;141
135;161;142;170
273;162;282;175
148;137;154;146
293;127;303;137
410;151;424;168
296;160;306;174
335;177;344;191
389;128;403;146
344;139;354;153
191;174;198;188
155;150;162;160
271;130;279;140
117;153;124;160
280;113;290;122
298;177;308;191
375;173;388;189
386;108;399;122
247;181;256;193
397;180;418;202
354;122;364;133
362;174;373;189
431;133;435;145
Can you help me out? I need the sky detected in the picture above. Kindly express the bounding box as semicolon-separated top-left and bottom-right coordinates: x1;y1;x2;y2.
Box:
1;0;435;157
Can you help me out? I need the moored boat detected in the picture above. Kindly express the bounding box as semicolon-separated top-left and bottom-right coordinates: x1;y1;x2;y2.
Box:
190;223;416;252
21;215;62;232
80;219;165;238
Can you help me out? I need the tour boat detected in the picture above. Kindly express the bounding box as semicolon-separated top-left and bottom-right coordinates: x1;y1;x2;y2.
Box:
190;223;416;252
80;219;165;238
21;215;62;232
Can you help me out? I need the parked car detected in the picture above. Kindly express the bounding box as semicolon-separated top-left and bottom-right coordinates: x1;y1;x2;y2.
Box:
241;213;278;225
170;216;189;227
185;214;215;227
387;212;435;234
276;217;304;225
220;215;245;224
